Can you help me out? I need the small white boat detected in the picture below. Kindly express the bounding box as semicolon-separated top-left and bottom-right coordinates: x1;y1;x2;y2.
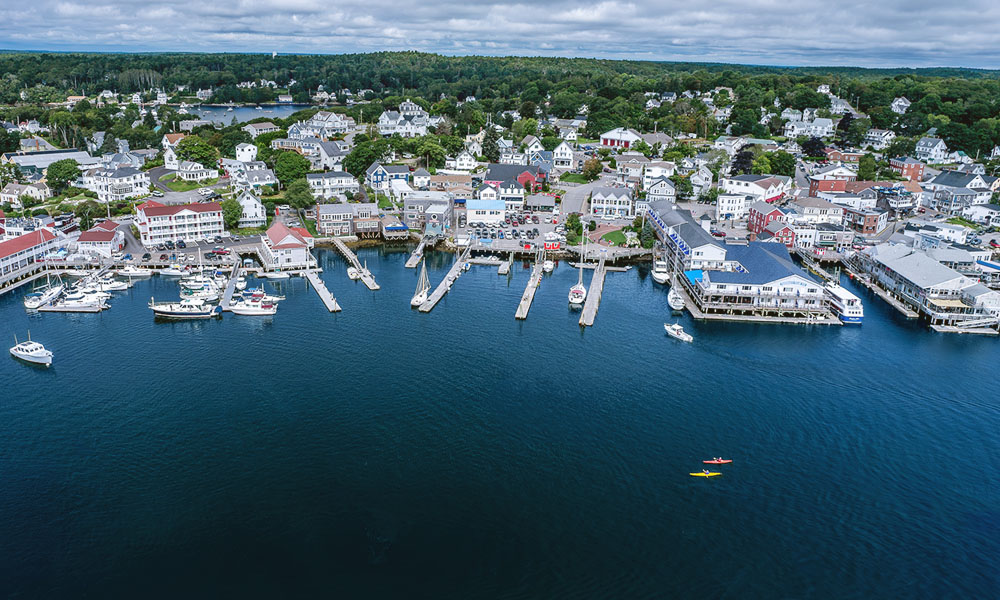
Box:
411;258;431;307
347;267;360;280
181;287;220;302
229;297;278;316
39;290;107;312
668;287;685;311
651;259;670;285
664;322;693;343
260;271;291;279
23;273;64;310
568;283;586;305
235;276;247;291
255;105;263;110
160;265;189;277
95;276;129;292
117;266;153;278
10;333;53;366
542;260;554;273
149;296;221;319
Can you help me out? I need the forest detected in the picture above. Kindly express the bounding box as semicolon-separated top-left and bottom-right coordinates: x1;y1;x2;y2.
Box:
4;51;1000;157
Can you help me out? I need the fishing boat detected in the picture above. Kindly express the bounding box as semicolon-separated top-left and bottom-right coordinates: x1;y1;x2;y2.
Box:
347;267;361;280
651;258;670;284
824;283;864;324
148;296;221;319
117;265;153;278
663;322;693;343
229;297;278;316
411;258;431;307
10;332;53;366
23;273;64;309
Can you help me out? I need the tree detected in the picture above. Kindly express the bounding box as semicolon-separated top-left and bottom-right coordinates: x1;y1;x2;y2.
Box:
46;159;80;192
273;151;311;186
731;150;754;175
343;139;390;178
482;128;500;162
0;129;19;154
582;158;602;181
764;151;796;177
846;118;872;147
284;179;314;210
75;199;102;230
884;137;917;159
751;154;772;175
669;174;694;200
802;137;826;157
176;135;219;168
640;220;655;248
0;162;22;187
858;154;877;180
416;139;447;168
221;197;243;229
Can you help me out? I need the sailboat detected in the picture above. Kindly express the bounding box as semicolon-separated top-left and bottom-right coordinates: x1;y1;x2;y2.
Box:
23;272;64;309
667;246;685;311
569;237;587;305
411;258;431;307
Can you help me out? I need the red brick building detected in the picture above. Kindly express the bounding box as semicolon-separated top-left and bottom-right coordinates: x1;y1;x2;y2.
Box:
888;157;925;182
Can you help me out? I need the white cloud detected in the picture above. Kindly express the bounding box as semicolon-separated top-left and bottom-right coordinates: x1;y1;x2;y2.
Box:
1;0;1000;68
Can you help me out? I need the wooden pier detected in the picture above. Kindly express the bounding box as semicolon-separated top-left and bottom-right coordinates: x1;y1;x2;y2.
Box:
419;246;471;313
497;252;513;276
515;261;544;320
405;238;428;268
578;258;607;327
304;271;342;312
331;237;380;290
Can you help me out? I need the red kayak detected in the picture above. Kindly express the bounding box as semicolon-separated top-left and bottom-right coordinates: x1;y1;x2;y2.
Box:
703;459;733;464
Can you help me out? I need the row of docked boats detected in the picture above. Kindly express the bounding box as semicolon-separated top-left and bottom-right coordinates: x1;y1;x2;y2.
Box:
24;271;140;313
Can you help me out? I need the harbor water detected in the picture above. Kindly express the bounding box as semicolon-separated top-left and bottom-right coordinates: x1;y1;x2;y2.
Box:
1;247;999;598
183;103;311;125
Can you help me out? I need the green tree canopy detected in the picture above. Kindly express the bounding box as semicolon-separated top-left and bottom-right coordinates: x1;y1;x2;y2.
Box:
284;179;314;210
220;197;243;229
176;135;219;168
273;151;311;186
46;158;80;192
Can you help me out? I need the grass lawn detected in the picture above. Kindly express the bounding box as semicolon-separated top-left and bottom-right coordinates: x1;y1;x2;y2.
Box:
302;219;319;236
946;216;980;230
163;175;220;192
600;229;627;246
560;173;589;184
375;194;393;209
576;137;599;144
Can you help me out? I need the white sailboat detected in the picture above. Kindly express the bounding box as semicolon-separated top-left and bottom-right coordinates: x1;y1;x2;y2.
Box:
569;238;587;305
667;248;685;311
411;258;431;307
10;332;53;366
23;272;64;309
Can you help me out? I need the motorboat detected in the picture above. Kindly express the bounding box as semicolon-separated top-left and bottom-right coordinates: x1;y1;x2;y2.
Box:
149;296;221;319
229;297;278;316
23;273;64;309
10;333;53;366
117;265;153;278
347;267;361;280
663;322;693;343
542;260;554;273
411;258;431;307
160;264;190;276
255;105;263;110
825;283;864;324
241;287;284;302
651;259;670;285
94;276;129;292
180;287;220;302
235;276;247;291
260;271;291;279
180;274;219;291
39;290;108;312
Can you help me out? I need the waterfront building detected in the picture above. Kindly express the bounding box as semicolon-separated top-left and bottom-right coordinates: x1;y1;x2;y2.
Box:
315;203;379;237
261;222;315;269
236;191;266;229
76;221;124;258
136;200;224;246
466;199;506;225
307;171;359;199
403;191;454;234
0;228;58;276
589;187;634;219
89;166;150;202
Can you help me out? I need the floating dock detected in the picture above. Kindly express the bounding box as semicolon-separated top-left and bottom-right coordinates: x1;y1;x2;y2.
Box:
304;271;342;312
578;258;607;327
419;247;471;313
332;238;380;290
515;261;544;320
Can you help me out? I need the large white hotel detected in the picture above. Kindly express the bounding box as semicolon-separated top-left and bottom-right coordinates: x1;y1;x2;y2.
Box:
135;201;225;246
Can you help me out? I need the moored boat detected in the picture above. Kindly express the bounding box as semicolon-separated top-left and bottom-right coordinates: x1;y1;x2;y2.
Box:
347;267;360;280
229;297;278;316
542;260;554;273
149;296;221;319
23;273;64;310
825;283;864;324
651;259;670;284
116;266;153;278
411;258;431;307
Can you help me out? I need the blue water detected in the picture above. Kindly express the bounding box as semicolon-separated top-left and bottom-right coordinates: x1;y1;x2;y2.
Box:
1;247;999;598
188;104;311;125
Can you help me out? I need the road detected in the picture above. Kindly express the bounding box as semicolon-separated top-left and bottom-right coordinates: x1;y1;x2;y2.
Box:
559;174;615;215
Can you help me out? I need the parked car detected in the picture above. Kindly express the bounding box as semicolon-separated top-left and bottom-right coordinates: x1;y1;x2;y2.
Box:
177;240;187;249
711;230;727;238
141;253;151;261
159;254;168;261
991;240;1000;249
198;187;213;196
151;190;164;197
122;254;132;261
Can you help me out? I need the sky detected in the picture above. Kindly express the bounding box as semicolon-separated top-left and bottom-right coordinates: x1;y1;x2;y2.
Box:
1;0;999;69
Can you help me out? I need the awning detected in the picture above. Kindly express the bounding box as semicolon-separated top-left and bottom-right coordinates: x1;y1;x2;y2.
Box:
927;298;968;308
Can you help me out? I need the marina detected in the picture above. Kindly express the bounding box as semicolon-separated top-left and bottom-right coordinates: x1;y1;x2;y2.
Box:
418;246;471;313
578;258;607;327
304;270;342;312
332;238;380;290
515;259;544;320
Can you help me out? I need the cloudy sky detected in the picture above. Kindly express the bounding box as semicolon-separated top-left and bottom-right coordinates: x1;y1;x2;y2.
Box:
1;0;998;69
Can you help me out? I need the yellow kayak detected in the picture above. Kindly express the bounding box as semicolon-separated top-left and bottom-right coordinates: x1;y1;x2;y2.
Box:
690;472;722;477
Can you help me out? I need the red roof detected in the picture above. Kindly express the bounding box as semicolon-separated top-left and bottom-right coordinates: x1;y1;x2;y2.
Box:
291;227;313;239
94;220;118;231
136;200;165;212
78;229;117;242
0;229;57;260
164;133;186;145
140;202;221;217
266;222;308;249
